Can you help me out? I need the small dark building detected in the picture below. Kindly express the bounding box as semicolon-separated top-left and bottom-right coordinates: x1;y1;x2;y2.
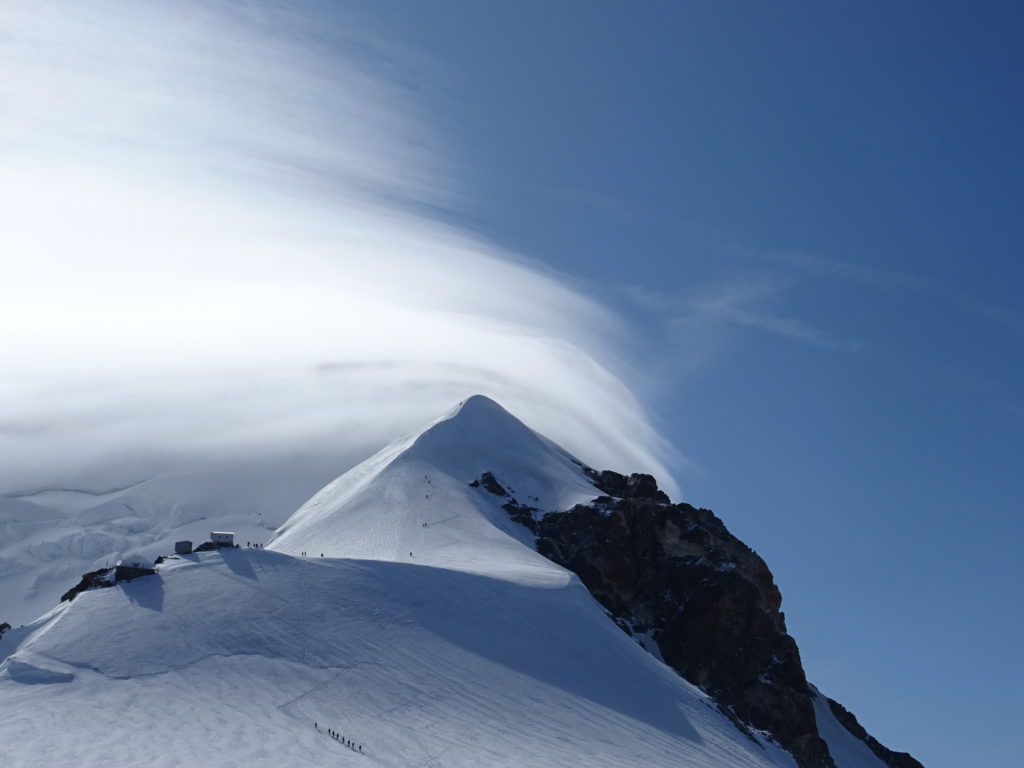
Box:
174;540;193;555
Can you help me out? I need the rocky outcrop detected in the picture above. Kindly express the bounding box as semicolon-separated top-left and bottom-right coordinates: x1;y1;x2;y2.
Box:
468;471;508;497
479;466;921;768
581;466;671;504
60;564;156;603
192;541;237;553
0;622;9;639
530;493;831;767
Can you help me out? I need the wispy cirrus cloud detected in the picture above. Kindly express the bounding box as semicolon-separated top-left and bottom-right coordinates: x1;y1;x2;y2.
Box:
0;1;677;498
625;278;842;352
764;250;1024;337
683;281;837;349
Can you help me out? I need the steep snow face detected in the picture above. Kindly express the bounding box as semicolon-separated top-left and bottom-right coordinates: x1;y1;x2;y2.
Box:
0;549;798;768
810;688;888;768
269;395;600;584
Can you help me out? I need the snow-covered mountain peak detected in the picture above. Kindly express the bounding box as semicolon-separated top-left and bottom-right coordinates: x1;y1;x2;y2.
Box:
402;394;584;481
268;395;599;583
440;392;516;423
0;395;921;768
410;393;547;447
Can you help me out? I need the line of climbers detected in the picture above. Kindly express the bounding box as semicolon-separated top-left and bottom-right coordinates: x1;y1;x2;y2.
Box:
314;722;363;753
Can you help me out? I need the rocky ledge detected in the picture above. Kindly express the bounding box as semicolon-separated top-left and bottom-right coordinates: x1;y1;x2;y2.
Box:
60;564;156;603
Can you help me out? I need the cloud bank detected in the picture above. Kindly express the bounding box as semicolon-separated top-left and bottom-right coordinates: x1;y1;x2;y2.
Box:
0;1;676;498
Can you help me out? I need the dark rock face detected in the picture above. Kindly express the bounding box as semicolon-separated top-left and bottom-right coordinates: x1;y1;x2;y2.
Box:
826;697;925;768
470;472;540;527
0;622;10;638
527;495;833;768
468;471;508;497
192;541;236;553
496;466;922;768
582;466;671;504
60;564;157;603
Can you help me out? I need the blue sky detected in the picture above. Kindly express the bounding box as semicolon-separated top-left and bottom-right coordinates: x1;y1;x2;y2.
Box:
343;3;1023;766
2;3;1020;766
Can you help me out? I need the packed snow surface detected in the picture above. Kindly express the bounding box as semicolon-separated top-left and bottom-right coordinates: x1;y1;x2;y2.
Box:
1;545;801;768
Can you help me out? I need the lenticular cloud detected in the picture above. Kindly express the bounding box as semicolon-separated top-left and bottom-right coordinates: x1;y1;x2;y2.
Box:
0;1;676;496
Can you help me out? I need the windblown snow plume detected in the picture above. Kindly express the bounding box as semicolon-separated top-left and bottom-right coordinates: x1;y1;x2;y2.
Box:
0;1;673;495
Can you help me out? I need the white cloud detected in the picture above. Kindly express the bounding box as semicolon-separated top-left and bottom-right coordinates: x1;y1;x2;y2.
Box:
0;1;677;498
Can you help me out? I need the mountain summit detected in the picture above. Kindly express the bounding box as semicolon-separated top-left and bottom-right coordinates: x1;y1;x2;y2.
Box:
269;394;598;580
0;396;921;768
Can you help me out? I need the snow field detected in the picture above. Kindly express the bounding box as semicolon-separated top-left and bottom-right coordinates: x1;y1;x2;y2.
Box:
0;549;797;768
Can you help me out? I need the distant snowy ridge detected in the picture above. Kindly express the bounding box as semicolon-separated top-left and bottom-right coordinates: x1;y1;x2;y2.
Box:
0;449;347;627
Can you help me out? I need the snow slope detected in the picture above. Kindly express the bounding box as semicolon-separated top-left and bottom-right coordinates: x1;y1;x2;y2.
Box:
0;547;799;768
0;394;587;626
270;395;600;581
0;395;802;768
810;686;889;768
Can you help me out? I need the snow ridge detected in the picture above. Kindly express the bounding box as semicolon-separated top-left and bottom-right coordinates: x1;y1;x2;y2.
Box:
269;395;598;583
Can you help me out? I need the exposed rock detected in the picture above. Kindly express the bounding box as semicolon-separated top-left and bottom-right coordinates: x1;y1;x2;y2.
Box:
582;466;671;503
500;466;920;768
502;498;540;528
60;564;157;603
470;472;542;526
0;622;10;639
192;541;236;553
826;697;924;768
525;494;833;768
468;471;508;497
